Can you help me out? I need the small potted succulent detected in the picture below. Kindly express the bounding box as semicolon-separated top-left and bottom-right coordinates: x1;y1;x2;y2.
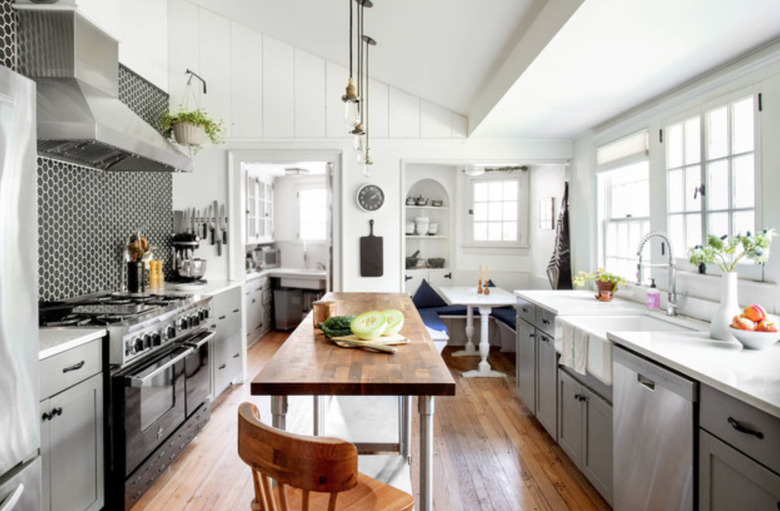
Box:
573;268;627;300
163;108;224;149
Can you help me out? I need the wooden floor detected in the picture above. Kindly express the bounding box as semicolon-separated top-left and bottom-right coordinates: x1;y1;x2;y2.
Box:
130;331;610;511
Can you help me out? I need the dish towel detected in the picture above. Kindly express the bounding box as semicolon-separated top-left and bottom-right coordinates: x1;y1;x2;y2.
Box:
546;182;573;290
559;322;588;375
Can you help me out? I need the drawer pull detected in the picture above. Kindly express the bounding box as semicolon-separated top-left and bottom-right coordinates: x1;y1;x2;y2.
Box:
233;309;240;313
541;319;550;325
727;417;764;439
62;360;85;373
218;315;227;320
218;363;226;370
233;353;240;359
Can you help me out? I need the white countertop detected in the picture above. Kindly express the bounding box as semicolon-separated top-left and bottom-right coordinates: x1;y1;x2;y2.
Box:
39;327;106;360
439;286;516;307
164;278;242;297
246;267;327;280
513;289;647;315
608;330;780;419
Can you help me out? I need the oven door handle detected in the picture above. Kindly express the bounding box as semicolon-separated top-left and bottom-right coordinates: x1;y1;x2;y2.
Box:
127;348;194;388
184;329;216;350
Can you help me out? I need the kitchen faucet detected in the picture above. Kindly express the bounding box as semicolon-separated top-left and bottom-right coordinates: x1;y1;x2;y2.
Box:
636;231;678;316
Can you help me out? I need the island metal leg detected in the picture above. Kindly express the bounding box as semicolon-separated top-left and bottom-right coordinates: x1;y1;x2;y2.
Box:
419;395;435;511
271;395;288;430
451;306;478;357
462;306;506;377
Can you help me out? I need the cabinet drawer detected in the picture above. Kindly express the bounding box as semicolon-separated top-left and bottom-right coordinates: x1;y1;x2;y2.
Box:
40;339;102;399
535;307;556;336
700;384;780;474
516;298;535;325
212;286;242;320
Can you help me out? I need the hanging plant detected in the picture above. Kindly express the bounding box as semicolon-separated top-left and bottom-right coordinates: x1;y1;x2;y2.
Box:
163;108;223;147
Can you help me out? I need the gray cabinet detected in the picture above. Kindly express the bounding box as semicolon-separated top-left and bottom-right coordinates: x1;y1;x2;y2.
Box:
557;369;612;504
246;276;272;344
514;297;557;439
39;340;104;511
699;384;780;510
212;286;243;397
515;317;535;412
699;430;780;510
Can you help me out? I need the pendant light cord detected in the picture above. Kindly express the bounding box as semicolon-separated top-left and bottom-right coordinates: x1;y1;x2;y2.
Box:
348;0;353;78
365;39;370;149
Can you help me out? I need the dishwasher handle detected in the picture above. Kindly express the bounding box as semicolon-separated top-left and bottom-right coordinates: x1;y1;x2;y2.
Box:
637;374;656;391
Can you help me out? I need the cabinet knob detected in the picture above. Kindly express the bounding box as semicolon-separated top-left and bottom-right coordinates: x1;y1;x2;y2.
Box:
444;272;452;279
405;275;413;282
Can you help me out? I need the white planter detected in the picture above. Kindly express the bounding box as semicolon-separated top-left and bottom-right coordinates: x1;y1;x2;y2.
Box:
172;121;207;147
709;272;740;342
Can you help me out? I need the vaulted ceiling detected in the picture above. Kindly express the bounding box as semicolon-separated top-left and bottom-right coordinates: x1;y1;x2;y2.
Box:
188;0;780;140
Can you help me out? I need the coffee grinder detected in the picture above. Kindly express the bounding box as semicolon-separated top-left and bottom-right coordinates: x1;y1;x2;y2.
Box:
171;233;207;283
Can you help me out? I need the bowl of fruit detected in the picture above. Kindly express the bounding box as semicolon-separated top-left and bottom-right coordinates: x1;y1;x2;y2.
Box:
729;304;780;350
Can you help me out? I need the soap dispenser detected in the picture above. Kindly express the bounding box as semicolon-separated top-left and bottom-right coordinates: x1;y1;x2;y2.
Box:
646;278;660;309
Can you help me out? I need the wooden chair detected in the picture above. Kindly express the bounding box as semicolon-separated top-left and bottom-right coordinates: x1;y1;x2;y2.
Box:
238;402;415;511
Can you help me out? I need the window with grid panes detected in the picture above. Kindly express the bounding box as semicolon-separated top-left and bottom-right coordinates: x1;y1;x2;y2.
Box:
666;95;757;263
598;161;651;280
469;177;526;245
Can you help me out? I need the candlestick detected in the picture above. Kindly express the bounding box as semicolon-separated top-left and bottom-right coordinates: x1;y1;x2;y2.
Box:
477;265;483;294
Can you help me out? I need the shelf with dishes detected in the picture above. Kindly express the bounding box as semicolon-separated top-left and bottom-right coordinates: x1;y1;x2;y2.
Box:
405;235;448;239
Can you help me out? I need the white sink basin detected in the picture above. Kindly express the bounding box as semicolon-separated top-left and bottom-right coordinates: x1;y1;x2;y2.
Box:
558;313;701;386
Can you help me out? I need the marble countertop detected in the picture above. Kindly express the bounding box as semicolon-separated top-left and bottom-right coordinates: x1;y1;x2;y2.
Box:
513;289;647;315
246;267;328;280
164;278;242;298
39;327;106;360
608;330;780;419
439;286;516;307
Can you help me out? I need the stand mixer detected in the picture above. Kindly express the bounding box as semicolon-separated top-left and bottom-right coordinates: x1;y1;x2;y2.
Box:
171;233;207;283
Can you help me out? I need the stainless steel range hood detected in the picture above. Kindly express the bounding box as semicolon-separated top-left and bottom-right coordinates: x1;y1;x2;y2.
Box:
16;8;192;172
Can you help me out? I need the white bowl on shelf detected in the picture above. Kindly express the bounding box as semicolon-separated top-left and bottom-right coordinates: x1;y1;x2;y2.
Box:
728;326;780;350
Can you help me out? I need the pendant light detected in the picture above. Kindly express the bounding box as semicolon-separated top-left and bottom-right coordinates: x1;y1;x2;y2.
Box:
360;35;376;177
343;0;372;131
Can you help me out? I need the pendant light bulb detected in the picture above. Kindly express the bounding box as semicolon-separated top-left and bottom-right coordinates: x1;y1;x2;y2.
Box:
344;99;360;130
362;150;373;177
354;132;366;152
356;148;366;165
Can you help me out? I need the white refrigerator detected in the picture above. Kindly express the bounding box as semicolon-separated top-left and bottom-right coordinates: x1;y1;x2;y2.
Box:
0;65;42;510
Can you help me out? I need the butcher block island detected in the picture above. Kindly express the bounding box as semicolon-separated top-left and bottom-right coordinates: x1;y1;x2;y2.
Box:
251;292;456;511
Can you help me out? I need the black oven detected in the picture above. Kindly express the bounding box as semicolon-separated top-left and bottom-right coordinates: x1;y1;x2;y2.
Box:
109;327;215;510
183;329;214;417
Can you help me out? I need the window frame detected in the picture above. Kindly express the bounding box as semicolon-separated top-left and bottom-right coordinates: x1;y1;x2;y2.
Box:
463;171;530;249
662;87;763;278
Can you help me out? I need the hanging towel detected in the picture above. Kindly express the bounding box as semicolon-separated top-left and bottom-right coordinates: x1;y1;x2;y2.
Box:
559;321;589;376
547;181;573;290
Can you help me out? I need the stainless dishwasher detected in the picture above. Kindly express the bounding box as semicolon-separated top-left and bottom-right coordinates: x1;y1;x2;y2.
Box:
612;346;698;511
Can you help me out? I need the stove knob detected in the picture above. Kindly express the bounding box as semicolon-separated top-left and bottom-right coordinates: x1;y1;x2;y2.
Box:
178;318;188;331
143;334;152;349
152;333;162;346
201;308;210;320
133;337;144;354
165;325;176;340
125;340;132;356
190;314;200;327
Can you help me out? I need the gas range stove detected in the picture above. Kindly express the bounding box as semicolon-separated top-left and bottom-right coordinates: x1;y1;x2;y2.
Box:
40;291;213;367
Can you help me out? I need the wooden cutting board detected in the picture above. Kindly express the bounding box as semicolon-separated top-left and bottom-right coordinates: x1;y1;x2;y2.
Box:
360;219;383;277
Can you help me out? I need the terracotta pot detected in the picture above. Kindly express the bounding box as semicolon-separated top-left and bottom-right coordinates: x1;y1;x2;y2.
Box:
172;121;207;146
595;280;617;301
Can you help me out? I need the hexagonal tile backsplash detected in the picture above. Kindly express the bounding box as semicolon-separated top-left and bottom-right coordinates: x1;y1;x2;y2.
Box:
38;157;173;301
0;0;16;70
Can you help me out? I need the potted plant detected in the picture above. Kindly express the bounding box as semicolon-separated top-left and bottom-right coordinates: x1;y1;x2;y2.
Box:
573;268;627;300
163;108;224;148
687;229;776;341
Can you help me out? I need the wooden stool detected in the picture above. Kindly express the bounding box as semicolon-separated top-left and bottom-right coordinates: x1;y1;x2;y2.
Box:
238;402;415;511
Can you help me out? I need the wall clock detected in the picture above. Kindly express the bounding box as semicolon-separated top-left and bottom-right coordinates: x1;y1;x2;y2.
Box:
356;183;385;212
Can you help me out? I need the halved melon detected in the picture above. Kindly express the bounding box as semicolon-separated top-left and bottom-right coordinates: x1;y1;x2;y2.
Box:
350;311;387;340
382;309;404;336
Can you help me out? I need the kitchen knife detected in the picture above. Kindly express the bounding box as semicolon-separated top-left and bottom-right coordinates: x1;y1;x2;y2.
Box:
216;205;223;256
220;203;227;244
203;204;210;240
210;202;216;245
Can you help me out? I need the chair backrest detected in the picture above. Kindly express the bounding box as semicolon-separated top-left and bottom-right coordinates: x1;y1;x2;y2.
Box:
238;402;359;511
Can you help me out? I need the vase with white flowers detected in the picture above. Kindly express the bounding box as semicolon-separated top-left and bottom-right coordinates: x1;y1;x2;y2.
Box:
687;229;776;341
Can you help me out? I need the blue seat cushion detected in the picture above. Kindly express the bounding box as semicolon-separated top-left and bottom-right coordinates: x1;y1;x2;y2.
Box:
412;279;447;309
490;306;517;329
434;304;468;316
417;307;448;334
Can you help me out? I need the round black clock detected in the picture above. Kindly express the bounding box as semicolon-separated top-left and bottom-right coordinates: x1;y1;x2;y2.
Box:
356;183;385;212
